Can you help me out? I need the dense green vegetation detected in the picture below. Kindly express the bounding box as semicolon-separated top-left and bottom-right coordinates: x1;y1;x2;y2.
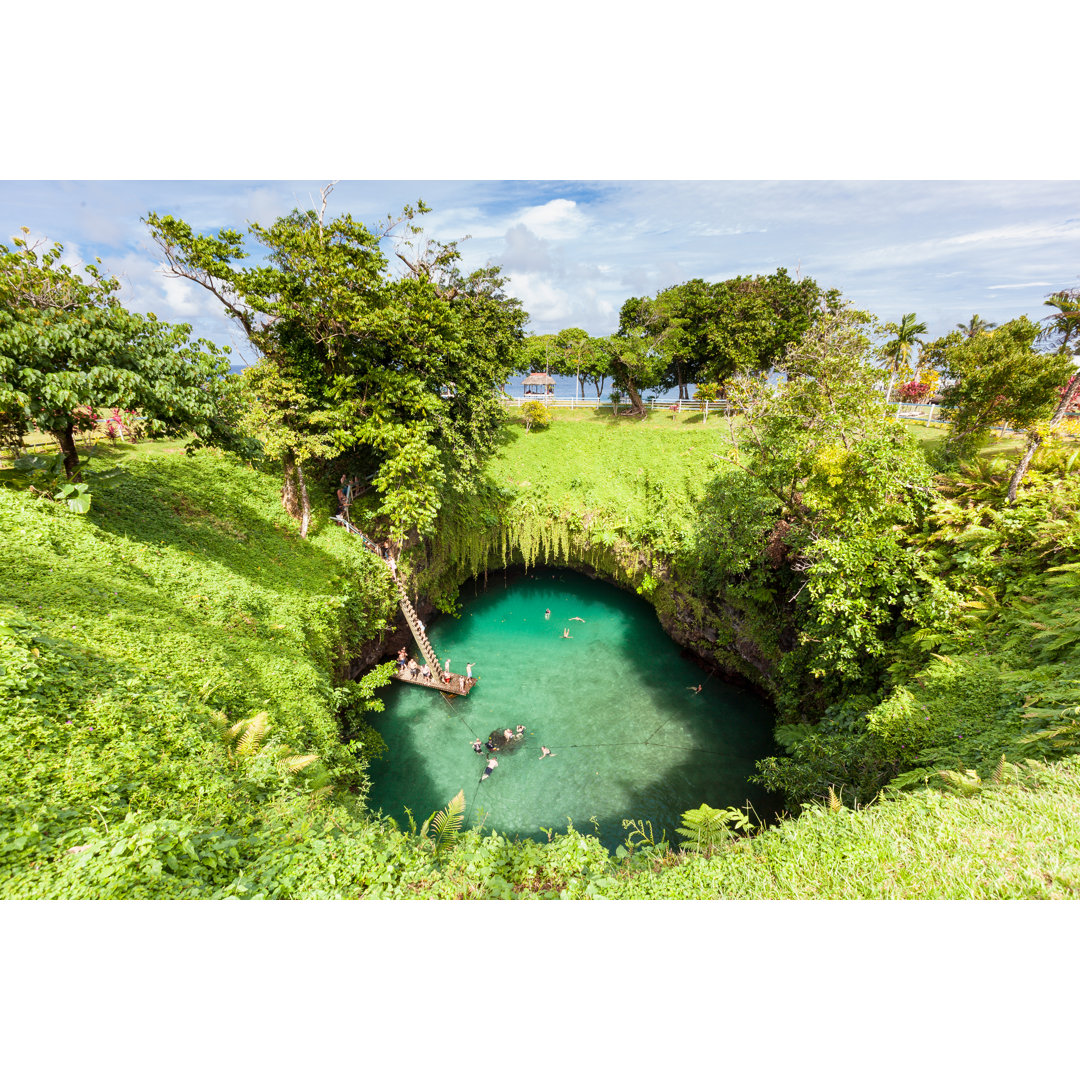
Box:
3;397;1080;896
4;208;1079;899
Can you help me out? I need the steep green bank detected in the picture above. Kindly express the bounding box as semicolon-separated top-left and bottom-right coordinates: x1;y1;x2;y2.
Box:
0;445;398;896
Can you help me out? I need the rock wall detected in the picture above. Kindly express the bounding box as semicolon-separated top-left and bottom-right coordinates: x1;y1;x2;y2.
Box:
358;515;786;706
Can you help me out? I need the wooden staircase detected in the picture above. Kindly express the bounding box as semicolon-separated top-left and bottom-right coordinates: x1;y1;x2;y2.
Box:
390;569;440;673
331;515;473;694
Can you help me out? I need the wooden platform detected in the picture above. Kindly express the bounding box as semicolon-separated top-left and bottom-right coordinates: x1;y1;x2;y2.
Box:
391;668;475;696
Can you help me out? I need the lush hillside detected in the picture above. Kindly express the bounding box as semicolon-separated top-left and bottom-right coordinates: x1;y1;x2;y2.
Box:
3;419;1080;899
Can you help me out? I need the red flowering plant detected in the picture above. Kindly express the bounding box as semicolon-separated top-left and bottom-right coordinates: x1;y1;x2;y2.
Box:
898;380;932;403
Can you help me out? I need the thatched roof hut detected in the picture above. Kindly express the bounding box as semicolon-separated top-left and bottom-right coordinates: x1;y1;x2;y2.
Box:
523;372;555;395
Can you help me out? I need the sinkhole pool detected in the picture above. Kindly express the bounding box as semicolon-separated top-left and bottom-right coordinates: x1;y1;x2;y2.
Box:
366;569;778;852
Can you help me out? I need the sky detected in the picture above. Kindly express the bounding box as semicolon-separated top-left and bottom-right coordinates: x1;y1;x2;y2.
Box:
2;179;1077;365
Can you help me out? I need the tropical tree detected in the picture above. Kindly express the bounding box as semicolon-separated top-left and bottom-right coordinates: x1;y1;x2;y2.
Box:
552;327;591;398
0;230;227;479
956;313;997;338
146;193;526;541
928;317;1075;472
582;336;615;403
1005;289;1080;502
880;313;928;402
708;305;938;684
606;327;670;417
620;269;835;399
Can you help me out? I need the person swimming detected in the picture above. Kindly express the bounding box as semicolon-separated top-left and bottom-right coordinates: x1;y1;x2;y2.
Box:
544;608;551;619
515;725;525;738
481;757;499;781
472;738;483;754
539;746;552;760
562;628;571;638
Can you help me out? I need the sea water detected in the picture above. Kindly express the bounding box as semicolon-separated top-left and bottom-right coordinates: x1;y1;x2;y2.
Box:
366;569;777;852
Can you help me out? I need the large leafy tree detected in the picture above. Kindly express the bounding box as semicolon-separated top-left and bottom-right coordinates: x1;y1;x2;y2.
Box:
880;313;928;402
706;306;938;686
0;230;227;479
545;328;613;404
1004;289;1080;502
620;269;834;399
928;316;1075;470
606;325;671;416
146;195;526;540
551;327;591;397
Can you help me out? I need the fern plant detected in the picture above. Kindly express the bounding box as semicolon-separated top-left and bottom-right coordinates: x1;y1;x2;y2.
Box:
676;804;752;857
420;789;466;857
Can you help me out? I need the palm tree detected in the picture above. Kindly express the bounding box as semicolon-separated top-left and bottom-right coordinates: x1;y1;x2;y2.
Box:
1007;289;1080;504
956;314;997;338
881;313;928;402
1039;290;1080;355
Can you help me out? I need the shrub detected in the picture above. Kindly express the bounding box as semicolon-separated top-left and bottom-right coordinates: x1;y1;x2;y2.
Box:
520;401;553;433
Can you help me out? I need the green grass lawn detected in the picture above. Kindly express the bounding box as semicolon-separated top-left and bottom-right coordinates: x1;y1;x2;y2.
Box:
490;408;734;526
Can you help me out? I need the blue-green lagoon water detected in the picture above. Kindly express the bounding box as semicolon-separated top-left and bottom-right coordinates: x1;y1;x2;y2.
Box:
367;569;776;852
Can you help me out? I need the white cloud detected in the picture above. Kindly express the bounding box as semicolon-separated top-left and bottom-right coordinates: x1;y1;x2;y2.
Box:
987;281;1054;289
517;198;587;240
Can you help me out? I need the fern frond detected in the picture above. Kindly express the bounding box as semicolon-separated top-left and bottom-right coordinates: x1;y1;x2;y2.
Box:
232;711;269;756
422;789;466;855
938;768;983;796
281;753;319;773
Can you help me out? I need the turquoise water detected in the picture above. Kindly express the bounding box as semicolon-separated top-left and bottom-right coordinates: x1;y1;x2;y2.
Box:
366;569;777;852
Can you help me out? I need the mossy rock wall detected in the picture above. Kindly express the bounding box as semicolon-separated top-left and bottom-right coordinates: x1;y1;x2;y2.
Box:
383;502;784;702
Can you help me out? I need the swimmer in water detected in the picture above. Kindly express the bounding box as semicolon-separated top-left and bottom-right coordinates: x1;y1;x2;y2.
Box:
544;608;551;619
472;738;483;754
562;628;571;639
515;725;525;738
539;746;552;760
569;616;585;622
481;757;498;781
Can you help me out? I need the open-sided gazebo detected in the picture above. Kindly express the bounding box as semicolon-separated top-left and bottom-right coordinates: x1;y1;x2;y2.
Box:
522;372;555;397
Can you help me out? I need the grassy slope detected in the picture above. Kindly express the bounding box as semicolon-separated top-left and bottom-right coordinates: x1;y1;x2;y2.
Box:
4;422;1080;898
0;442;398;895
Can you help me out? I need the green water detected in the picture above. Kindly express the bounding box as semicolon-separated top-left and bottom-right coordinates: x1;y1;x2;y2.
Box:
367;569;777;852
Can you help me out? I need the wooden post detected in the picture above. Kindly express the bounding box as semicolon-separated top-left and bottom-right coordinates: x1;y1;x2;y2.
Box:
925;404;935;427
703;400;709;424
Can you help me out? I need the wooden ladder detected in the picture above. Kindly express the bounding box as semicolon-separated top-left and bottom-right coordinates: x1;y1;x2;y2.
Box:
332;515;442;673
390;569;441;673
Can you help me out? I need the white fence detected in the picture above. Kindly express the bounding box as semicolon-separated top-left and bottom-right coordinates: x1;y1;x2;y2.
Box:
504;397;732;417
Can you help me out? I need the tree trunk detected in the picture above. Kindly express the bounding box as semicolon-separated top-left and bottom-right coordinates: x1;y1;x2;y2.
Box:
56;424;80;479
625;382;646;417
1007;370;1080;504
1007;432;1041;504
281;448;301;519
296;456;312;539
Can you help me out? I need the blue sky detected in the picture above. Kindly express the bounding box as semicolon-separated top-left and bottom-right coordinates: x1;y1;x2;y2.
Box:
2;179;1076;366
